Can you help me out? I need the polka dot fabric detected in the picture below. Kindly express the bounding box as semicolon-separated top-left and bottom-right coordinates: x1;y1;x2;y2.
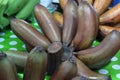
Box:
0;20;120;80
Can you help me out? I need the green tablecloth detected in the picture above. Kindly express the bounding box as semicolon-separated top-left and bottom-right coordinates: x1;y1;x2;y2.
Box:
0;19;120;80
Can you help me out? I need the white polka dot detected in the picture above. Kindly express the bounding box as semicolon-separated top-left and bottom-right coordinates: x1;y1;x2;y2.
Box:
37;29;42;33
0;38;5;42
111;57;118;61
34;22;38;26
0;45;4;48
9;48;17;50
98;69;109;74
22;44;25;48
9;41;17;45
116;74;120;79
112;65;120;70
93;40;96;43
0;32;5;36
10;35;17;38
10;30;13;33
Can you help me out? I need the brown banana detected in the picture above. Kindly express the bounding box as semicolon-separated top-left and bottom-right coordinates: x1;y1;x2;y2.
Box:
62;0;77;46
72;58;112;80
50;56;77;80
0;52;18;80
93;0;112;15
4;50;28;67
99;25;120;36
75;30;120;69
23;46;48;80
100;3;120;24
10;18;50;50
52;11;63;28
72;0;98;50
34;4;61;42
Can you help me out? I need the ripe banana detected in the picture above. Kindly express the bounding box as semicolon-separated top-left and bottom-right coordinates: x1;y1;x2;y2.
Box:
100;3;120;24
99;25;120;36
72;58;111;80
93;0;112;15
50;59;77;80
52;11;63;28
0;51;18;80
4;50;28;68
34;4;61;42
72;0;99;50
16;0;40;20
5;0;28;16
75;30;120;69
0;0;9;29
23;46;48;80
62;0;77;46
10;18;51;50
59;0;68;9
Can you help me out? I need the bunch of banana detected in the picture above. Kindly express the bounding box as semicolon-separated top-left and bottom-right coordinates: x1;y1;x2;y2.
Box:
0;0;40;29
53;0;120;38
7;0;120;79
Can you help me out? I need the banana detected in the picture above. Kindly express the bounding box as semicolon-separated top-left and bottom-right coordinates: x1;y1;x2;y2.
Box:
100;3;120;24
72;58;111;80
10;18;51;50
23;46;48;80
4;50;28;68
71;0;99;50
5;0;28;16
0;0;9;29
52;11;63;29
75;30;120;69
59;0;68;9
93;0;112;15
99;25;120;36
34;4;61;42
59;0;94;9
16;0;40;20
0;51;18;80
62;0;77;46
50;57;77;80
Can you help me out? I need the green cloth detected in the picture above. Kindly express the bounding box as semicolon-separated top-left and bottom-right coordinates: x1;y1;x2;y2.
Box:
0;19;120;80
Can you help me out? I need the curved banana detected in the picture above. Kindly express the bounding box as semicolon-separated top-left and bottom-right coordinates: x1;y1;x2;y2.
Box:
100;3;120;24
23;46;48;80
75;30;120;69
0;0;9;29
93;0;112;15
34;4;61;42
72;58;111;80
0;52;18;80
52;11;63;28
50;59;77;80
16;0;40;20
72;0;98;50
10;18;51;50
4;50;28;67
62;0;77;46
59;0;68;9
5;0;28;16
99;25;120;36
